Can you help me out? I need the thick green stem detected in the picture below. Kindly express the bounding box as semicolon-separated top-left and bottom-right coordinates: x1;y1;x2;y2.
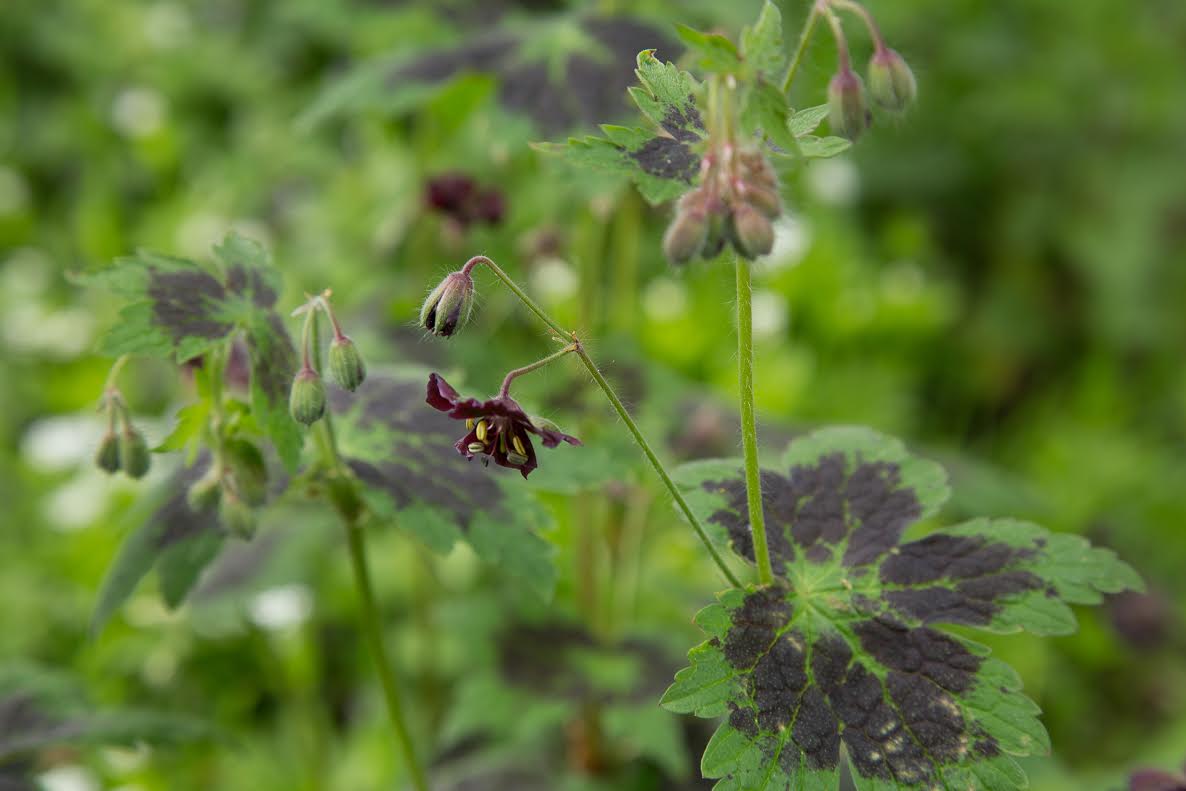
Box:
782;2;824;94
307;307;427;791
575;347;741;588
735;257;774;585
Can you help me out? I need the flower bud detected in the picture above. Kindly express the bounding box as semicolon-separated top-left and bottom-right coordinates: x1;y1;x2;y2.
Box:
828;66;869;141
119;427;151;479
743;185;782;219
220;493;257;539
663;191;710;266
328;336;367;392
95;431;121;474
224;439;268;507
419;271;475;338
868;47;916;113
731;203;775;258
289;367;326;425
737;149;777;190
186;470;222;512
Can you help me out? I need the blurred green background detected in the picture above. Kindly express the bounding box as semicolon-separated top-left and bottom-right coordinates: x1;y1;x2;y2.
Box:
2;0;1185;789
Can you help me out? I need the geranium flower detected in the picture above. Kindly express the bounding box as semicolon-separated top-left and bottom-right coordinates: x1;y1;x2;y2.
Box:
426;373;580;478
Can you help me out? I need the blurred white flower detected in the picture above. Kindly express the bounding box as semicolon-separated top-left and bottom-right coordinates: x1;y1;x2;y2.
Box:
111;87;167;139
530;257;578;302
765;215;813;271
643;276;688;321
144;2;191;49
38;766;99;791
22;415;106;471
807;158;860;206
249;584;314;631
751;289;789;340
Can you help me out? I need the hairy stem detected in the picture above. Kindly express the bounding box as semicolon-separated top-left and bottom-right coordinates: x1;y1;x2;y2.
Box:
308;310;427;791
782;1;825;94
575;346;741;587
829;0;886;50
498;343;578;397
735;257;774;585
462;256;572;341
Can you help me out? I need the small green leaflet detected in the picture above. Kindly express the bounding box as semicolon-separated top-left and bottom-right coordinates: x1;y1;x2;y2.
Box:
78;233;302;470
543;50;704;205
664;427;1142;790
331;372;556;599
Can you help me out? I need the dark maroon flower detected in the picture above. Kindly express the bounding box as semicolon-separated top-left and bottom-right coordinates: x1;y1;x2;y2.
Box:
1130;762;1186;791
424;172;506;227
426;373;580;478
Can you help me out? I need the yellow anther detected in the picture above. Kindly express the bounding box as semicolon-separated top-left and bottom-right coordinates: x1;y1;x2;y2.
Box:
507;451;529;466
466;418;475;430
475;419;488;442
511;434;526;456
467;441;486;454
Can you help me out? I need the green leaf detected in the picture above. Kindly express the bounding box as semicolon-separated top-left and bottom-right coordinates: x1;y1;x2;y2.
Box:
796;135;853;159
741;80;800;155
155;402;210;457
741;1;785;79
788;104;831;137
544;50;705;206
332;372;557;598
666;427;1142;789
676;25;741;73
91;458;225;633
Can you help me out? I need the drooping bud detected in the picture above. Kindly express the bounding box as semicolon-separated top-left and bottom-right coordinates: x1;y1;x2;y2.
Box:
289;367;326;425
867;47;916;113
743;185;782;219
220;493;257;539
663;190;710;266
224;438;268;507
737;149;778;191
419;271;475;338
119;427;151;479
186;469;222;512
95;432;121;474
828;66;870;141
328;335;367;391
731;203;775;258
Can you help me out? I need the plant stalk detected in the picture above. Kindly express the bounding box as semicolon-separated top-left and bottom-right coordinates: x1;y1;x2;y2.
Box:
735;257;774;585
307;309;427;791
499;344;578;397
782;1;825;94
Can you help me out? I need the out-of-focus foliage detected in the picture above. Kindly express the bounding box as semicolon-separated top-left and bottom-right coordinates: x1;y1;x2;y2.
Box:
2;0;1185;789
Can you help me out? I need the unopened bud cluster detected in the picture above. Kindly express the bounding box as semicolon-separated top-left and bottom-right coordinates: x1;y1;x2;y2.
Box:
664;146;781;266
94;389;151;480
288;291;367;427
185;437;270;538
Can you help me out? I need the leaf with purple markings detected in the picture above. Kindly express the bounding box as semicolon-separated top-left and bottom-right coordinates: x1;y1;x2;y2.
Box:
664;427;1142;790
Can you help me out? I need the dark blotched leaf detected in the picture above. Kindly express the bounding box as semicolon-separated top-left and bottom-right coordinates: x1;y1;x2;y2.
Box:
331;373;555;598
544;50;704;205
665;427;1142;790
91;457;225;633
78;233;302;470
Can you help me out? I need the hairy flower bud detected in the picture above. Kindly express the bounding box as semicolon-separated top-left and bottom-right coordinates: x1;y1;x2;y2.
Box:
828;66;869;141
220;493;256;539
868;47;917;113
328;336;367;391
419;271;475;338
224;438;268;507
743;185;782;219
186;470;222;512
663;191;710;266
289;367;326;425
119;427;151;479
731;203;775;258
95;431;121;474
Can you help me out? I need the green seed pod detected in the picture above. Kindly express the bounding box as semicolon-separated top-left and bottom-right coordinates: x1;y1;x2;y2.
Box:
289;367;326;425
119;427;151;479
186;470;222;513
95;431;121;474
328;335;367;391
220;493;257;539
731;203;775;258
224;438;268;507
419;271;475;338
663;192;710;266
828;66;869;141
868;47;917;113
